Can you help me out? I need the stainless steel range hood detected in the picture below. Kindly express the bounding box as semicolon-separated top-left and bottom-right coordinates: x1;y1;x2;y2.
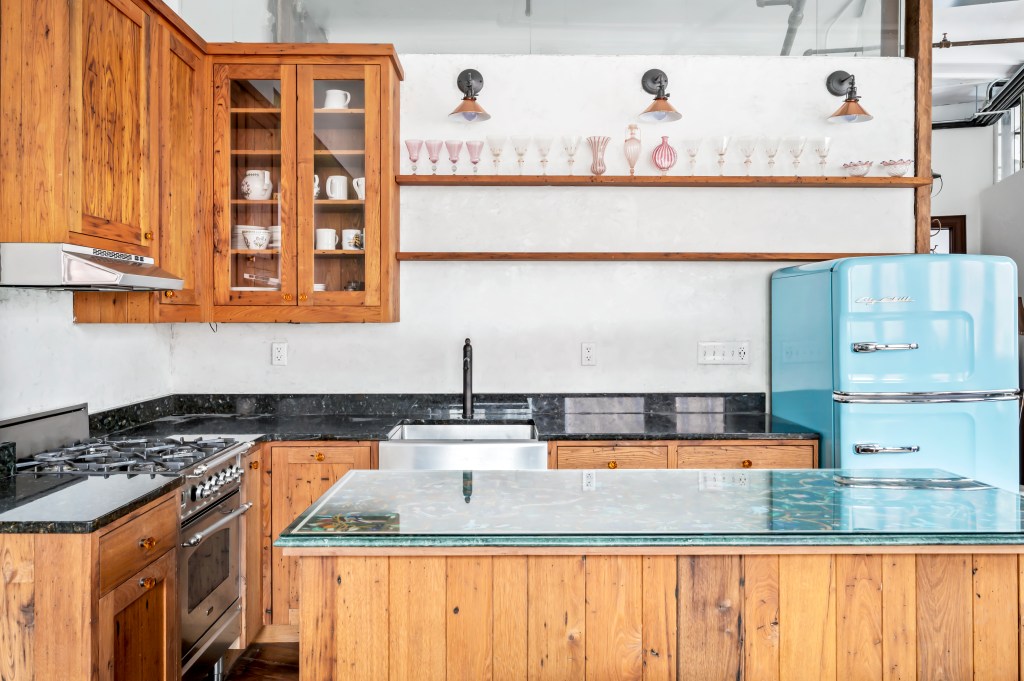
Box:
0;243;183;291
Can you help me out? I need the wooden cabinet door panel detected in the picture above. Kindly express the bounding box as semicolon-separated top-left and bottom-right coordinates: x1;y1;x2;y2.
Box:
269;444;371;625
555;444;669;470
76;0;153;251
239;446;264;646
98;548;178;681
676;444;816;469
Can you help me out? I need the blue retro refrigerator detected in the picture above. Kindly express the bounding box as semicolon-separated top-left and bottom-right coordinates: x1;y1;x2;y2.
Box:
771;255;1021;491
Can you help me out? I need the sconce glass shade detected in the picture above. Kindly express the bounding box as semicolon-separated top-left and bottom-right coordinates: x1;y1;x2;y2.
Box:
828;98;873;123
449;97;491;123
638;97;681;123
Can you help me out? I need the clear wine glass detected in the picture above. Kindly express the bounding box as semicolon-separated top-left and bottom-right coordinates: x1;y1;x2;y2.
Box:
511;136;530;175
737;137;758;176
486;136;506;174
445;139;463;175
713;136;730;176
786;136;806;175
424;139;443;175
761;137;781;176
534;136;553;175
404;139;423;175
466;140;484;174
813;136;832;176
682;137;702;176
562;136;582;175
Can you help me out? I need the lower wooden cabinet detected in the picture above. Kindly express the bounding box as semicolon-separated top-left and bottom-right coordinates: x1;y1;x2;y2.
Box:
548;439;818;469
267;442;373;629
0;491;179;680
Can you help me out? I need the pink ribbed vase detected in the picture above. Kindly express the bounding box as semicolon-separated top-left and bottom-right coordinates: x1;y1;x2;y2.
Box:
652;136;678;176
587;136;611;176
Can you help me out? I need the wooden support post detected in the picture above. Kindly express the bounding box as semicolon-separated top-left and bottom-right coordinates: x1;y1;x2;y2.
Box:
906;0;934;253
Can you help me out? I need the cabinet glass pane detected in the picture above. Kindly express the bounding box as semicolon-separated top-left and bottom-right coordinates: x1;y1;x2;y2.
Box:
310;79;366;294
230;78;283;293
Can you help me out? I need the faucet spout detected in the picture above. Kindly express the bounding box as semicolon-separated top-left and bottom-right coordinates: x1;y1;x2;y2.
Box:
463;338;473;420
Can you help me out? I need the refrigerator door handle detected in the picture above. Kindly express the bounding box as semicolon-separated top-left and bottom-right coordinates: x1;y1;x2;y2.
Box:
851;342;920;353
854;443;921;455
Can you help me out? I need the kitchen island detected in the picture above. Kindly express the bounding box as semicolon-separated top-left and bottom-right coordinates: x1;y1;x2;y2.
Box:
277;468;1024;681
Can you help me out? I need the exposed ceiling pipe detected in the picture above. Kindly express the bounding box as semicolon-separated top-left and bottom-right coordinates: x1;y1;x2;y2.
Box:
933;63;1024;129
934;33;1024;48
757;0;808;56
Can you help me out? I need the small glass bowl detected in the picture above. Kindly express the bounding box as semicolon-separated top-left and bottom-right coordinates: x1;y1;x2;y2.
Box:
880;159;913;177
842;161;873;177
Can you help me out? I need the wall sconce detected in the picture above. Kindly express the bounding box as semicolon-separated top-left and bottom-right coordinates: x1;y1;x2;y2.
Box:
638;69;682;123
825;70;873;123
449;69;491;122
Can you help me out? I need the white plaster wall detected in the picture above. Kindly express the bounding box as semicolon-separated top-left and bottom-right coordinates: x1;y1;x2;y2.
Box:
0;290;172;420
168;54;915;396
932;127;994;253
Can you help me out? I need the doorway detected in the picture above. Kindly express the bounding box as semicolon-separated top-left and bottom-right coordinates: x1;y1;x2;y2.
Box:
930;215;967;254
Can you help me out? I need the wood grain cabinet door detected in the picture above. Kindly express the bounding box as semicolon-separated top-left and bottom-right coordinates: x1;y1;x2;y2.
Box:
97;548;179;681
73;0;156;252
269;443;372;626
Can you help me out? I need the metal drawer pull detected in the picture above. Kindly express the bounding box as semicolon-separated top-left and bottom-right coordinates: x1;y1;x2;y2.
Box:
852;342;919;353
181;502;253;548
854;444;921;455
138;536;157;550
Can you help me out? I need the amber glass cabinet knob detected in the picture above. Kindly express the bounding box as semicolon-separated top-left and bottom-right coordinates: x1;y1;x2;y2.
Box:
607;460;618;469
283;293;293;302
741;459;753;468
163;290;175;299
144;232;154;241
315;452;325;462
299;294;308;302
138;536;157;550
249;460;260;470
139;577;157;590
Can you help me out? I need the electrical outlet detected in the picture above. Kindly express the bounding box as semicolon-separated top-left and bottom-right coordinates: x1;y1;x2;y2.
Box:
698;471;750;490
582;471;596;491
581;342;596;366
271;342;288;366
697;341;750;365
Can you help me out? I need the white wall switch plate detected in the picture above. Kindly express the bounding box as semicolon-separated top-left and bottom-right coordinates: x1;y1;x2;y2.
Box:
271;342;288;366
581;342;596;366
697;341;750;365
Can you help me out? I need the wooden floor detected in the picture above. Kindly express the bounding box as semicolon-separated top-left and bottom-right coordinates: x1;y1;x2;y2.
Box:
224;643;299;681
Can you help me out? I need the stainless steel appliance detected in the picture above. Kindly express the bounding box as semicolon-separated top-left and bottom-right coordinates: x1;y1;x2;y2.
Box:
379;423;548;470
0;242;183;290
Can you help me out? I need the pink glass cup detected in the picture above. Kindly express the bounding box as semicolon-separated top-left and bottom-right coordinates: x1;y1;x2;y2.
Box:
445;140;463;175
466;140;484;174
425;139;443;175
404;139;423;175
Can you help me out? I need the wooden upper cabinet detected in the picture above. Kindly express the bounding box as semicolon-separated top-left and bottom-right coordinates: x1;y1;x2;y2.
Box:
72;0;155;253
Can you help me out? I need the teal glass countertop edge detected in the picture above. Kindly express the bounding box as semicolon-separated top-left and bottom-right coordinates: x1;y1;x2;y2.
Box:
275;532;1024;549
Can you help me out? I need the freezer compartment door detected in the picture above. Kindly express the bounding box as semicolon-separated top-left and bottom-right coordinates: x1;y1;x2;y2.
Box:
834;399;1021;491
833;255;1019;393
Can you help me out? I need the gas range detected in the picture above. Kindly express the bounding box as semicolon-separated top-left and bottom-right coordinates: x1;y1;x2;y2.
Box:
15;436;241;475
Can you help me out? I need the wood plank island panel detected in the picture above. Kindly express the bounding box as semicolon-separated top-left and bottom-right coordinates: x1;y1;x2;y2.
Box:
396;174;932;188
295;552;1024;681
397;252;897;263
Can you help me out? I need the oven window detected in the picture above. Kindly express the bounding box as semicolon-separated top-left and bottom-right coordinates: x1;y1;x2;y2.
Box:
188;527;231;612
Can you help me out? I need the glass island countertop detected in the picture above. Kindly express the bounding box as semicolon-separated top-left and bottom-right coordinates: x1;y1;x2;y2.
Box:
275;468;1024;549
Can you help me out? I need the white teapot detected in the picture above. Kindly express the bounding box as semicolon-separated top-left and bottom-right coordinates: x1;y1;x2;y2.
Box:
241;170;273;200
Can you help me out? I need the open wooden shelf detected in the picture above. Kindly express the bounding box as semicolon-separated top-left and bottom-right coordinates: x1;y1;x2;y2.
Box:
315;249;365;256
395;174;931;188
314;108;366;114
231;249;281;256
397;251;895;262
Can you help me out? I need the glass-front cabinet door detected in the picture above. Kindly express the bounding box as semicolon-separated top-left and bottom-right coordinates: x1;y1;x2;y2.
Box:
297;65;381;307
213;65;296;305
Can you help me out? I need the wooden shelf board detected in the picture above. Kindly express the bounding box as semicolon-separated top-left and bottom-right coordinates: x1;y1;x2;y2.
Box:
231;199;279;205
315;249;365;256
231;249;281;256
231;107;281;114
313;150;365;156
396;252;896;262
231;150;282;155
314;108;366;114
395;174;931;188
313;199;364;206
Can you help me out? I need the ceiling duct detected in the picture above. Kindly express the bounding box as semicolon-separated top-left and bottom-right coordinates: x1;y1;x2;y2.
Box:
934;61;1024;128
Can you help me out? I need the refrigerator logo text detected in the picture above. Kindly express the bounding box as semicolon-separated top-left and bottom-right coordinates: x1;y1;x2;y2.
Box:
855;296;915;305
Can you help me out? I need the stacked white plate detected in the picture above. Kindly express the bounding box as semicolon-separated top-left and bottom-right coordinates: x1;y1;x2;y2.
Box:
269;225;281;249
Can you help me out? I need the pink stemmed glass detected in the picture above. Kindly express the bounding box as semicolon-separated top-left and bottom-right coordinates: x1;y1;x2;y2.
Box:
425;139;443;175
445;140;463;175
404;139;423;175
466;140;484;174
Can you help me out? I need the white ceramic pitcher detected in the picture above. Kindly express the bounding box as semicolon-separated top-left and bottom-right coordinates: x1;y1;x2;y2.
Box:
241;170;272;200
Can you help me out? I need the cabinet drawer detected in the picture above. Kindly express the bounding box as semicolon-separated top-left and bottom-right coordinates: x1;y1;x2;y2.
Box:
556;445;669;470
99;497;177;595
676;445;815;469
273;444;372;467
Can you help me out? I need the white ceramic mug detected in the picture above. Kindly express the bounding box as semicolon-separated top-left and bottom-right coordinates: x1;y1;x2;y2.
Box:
315;228;339;250
352;177;366;200
324;89;351;109
341;229;361;250
241;170;273;200
313;175;321;199
325;175;348;200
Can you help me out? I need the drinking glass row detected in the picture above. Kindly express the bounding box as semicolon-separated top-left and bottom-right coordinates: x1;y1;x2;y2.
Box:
404;136;835;176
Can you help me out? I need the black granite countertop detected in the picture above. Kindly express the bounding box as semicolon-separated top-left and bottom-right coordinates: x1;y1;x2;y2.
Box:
0;473;182;534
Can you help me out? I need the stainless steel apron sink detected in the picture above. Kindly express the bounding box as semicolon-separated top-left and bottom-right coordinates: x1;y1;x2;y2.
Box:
378;423;549;470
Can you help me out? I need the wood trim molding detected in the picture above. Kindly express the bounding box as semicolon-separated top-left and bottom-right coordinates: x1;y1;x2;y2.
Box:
397;174;931;188
397;252;898;262
283;544;1024;557
204;43;404;79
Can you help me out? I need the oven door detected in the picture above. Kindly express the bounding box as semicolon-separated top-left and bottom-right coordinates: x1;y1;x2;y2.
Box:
180;490;248;661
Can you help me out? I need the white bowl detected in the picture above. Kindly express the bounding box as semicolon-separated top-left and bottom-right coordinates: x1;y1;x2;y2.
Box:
880;159;913;177
242;229;271;249
842;161;873;177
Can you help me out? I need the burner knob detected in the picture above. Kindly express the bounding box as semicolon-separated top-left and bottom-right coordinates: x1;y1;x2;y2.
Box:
189;486;200;501
196;486;209;499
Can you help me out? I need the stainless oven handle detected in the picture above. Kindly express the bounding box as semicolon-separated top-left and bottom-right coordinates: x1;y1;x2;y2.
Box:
852;342;919;353
181;502;253;548
854;444;921;455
